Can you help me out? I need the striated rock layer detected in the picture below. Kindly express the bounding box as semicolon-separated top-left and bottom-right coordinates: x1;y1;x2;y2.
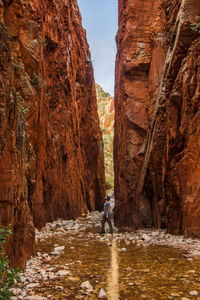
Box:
0;20;36;268
114;0;200;236
0;0;105;267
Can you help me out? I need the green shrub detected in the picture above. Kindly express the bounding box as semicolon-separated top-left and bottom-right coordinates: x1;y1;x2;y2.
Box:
40;39;47;47
13;60;24;72
0;226;21;300
16;93;29;115
106;177;114;190
191;16;200;34
30;73;41;90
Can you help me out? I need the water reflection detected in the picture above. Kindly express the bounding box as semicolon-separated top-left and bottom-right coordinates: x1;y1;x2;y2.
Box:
107;239;119;300
36;235;200;299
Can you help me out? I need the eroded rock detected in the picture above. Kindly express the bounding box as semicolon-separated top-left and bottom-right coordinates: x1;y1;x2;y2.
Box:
0;0;105;268
114;0;200;237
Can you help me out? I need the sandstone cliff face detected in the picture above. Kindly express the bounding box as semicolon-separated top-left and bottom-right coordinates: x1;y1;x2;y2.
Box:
0;21;36;268
114;0;200;236
0;0;105;267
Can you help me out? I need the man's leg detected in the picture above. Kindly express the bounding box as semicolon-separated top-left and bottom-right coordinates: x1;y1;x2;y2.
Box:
107;215;113;233
100;215;106;233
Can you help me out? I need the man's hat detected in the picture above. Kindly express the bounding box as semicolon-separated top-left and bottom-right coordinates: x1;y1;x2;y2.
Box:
105;195;110;201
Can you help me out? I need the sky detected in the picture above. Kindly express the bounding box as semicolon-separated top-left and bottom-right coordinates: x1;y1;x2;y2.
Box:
77;0;118;96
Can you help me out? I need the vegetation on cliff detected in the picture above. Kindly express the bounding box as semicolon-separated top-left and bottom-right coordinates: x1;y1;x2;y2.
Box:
0;226;21;299
96;84;114;190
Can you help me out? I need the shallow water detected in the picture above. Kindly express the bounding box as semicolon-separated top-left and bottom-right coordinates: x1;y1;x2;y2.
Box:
36;232;200;299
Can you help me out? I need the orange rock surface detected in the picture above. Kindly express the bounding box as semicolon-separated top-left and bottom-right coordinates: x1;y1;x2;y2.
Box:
96;84;114;189
0;0;105;267
114;0;200;236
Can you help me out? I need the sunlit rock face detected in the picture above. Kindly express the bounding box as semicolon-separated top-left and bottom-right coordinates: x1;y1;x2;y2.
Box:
114;0;200;236
0;0;105;267
96;84;114;190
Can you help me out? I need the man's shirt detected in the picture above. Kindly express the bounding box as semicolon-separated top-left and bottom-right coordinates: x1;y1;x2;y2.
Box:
104;201;111;216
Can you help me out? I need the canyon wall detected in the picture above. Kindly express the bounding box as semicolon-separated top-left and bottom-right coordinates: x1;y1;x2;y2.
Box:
114;0;200;236
0;0;105;267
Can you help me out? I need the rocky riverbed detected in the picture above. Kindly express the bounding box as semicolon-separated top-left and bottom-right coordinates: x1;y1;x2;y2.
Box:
11;201;200;300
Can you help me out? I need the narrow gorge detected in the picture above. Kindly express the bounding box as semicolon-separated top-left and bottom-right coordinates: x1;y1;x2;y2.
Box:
0;0;200;298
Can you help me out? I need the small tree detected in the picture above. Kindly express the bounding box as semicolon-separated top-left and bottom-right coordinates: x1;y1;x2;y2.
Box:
0;226;21;300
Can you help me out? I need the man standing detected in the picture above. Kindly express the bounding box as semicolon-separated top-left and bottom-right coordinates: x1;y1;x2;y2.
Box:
100;195;113;234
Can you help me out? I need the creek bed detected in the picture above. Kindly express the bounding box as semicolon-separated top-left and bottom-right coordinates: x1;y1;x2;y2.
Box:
34;233;200;299
13;211;200;300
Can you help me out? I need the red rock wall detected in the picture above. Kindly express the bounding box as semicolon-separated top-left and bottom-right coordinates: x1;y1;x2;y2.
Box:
0;20;36;268
114;0;200;236
0;0;105;267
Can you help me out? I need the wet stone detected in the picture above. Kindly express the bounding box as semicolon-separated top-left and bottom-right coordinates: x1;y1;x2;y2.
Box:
170;293;181;297
141;234;151;242
23;297;47;300
51;251;61;256
56;270;71;276
55;286;64;291
80;281;93;292
26;283;40;288
98;288;107;298
12;207;200;299
189;290;198;296
125;267;132;272
54;246;65;252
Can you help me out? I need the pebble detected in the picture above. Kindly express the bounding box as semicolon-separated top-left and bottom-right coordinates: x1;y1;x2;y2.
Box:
56;270;71;276
125;267;132;272
151;231;160;237
189;290;198;296
51;251;61;256
98;288;107;298
23;297;47;300
55;286;64;291
48;273;56;280
26;283;40;288
141;234;151;242
54;246;65;252
186;270;195;273
80;281;93;292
